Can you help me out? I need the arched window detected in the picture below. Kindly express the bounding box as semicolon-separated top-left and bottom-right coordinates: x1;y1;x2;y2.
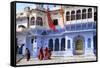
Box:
66;11;70;21
76;10;81;20
55;39;59;51
30;17;35;25
36;17;43;26
67;40;70;49
61;38;65;51
82;9;86;19
88;8;92;18
71;11;75;20
87;38;91;48
94;8;97;21
48;39;53;51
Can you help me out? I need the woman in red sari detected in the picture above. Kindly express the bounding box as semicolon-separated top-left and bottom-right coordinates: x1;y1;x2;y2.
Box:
38;47;44;60
48;48;51;59
44;47;49;60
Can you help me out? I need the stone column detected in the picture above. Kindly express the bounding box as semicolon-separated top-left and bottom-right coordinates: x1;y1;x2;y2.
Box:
65;36;68;50
84;36;88;55
59;38;61;51
91;37;94;49
53;38;55;51
65;36;73;56
90;36;94;55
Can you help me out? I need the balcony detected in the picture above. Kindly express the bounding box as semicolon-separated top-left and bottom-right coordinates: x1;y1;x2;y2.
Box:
46;22;96;35
17;22;96;35
65;22;96;31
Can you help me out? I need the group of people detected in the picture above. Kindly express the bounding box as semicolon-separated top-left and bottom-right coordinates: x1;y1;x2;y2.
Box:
25;47;52;61
38;47;52;60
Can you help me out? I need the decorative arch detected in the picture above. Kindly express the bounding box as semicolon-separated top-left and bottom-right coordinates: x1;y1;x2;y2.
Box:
73;35;85;55
55;38;59;51
71;10;75;20
36;17;43;26
82;9;86;19
88;8;92;18
48;39;53;51
18;25;26;28
76;10;81;20
30;16;35;25
66;11;70;21
61;38;65;51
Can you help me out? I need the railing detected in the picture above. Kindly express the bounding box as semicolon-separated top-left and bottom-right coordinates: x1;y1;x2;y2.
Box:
65;22;96;31
26;22;96;35
47;22;96;34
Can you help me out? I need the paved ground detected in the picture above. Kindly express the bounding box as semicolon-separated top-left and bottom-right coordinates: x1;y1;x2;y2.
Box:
17;55;96;65
16;54;24;62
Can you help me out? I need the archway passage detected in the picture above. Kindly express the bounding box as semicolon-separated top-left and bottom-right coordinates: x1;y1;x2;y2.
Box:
61;38;65;51
55;39;59;51
48;39;53;51
74;36;84;55
75;39;84;55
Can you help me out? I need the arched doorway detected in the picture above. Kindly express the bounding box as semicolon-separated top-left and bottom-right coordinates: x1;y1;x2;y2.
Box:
55;39;59;51
73;36;84;55
61;38;65;51
48;39;53;51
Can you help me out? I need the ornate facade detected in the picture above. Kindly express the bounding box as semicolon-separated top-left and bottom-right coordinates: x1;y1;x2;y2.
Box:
16;5;97;58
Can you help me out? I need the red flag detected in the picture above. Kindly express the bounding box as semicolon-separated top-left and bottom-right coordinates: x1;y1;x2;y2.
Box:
47;8;55;31
59;6;64;28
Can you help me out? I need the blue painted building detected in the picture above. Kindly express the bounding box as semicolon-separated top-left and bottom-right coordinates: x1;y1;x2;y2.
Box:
16;5;97;58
